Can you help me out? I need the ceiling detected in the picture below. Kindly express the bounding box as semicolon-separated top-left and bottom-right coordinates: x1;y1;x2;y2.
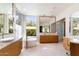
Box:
15;3;74;16
0;3;12;14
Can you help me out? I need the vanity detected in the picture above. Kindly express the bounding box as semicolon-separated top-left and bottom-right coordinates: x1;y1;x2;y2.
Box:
39;16;57;43
0;37;22;56
40;33;58;43
70;39;79;56
0;3;23;56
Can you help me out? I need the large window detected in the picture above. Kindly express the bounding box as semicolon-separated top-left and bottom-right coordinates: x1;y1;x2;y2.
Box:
26;16;36;36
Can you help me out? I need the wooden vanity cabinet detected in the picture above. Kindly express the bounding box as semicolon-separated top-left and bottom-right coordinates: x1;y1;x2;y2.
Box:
40;35;58;43
70;42;79;56
0;38;22;56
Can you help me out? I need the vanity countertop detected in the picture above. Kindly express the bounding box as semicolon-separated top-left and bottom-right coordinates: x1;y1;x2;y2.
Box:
63;36;79;44
0;36;22;50
40;33;58;35
70;39;79;44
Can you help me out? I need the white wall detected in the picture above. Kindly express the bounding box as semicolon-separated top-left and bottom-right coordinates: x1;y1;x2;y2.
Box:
56;4;79;38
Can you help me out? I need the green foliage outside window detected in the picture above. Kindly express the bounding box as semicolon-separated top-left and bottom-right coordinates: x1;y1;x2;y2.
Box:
26;29;36;36
26;16;36;36
27;20;36;26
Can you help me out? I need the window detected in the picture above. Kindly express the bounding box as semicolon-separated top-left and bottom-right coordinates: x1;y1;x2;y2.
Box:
26;16;36;36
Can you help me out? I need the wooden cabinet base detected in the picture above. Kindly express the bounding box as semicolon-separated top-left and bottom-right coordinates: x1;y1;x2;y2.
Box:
0;39;22;56
70;42;79;56
40;35;58;43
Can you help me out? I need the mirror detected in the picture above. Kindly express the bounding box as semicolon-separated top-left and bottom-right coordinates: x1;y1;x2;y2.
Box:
0;3;13;34
0;3;14;42
8;14;14;33
39;16;56;33
0;14;4;34
41;25;50;33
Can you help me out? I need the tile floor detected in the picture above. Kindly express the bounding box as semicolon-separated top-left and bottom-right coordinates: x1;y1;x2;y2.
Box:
20;42;67;56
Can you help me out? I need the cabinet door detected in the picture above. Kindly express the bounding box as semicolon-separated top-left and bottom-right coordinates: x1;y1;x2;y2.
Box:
70;42;79;56
40;35;58;43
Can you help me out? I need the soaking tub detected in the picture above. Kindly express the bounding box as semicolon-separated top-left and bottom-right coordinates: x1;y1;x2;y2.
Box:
26;36;37;48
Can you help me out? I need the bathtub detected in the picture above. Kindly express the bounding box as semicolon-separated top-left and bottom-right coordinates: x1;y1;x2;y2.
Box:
26;36;37;48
